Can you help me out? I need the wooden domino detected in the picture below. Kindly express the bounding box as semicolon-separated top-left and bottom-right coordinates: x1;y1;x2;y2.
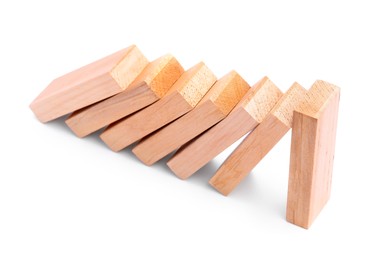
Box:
286;80;340;229
100;62;216;152
209;83;307;196
30;45;148;123
132;71;250;165
167;76;283;179
30;45;341;229
65;54;184;137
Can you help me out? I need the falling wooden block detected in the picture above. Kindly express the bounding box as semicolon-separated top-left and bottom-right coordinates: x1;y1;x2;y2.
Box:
286;81;340;229
167;76;283;179
209;82;307;196
30;45;149;123
132;71;250;165
100;62;216;152
65;54;184;137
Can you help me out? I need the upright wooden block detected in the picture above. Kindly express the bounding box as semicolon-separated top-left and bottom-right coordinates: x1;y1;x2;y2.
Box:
30;45;148;123
286;81;340;229
65;54;184;137
209;83;307;196
167;77;283;179
100;62;216;152
132;71;250;165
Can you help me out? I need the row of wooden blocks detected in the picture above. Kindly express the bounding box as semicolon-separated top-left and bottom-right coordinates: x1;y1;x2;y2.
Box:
30;45;340;229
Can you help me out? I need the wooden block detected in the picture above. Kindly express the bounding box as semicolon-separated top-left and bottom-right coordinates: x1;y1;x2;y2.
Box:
286;81;340;229
132;71;250;165
209;83;307;196
30;45;149;123
65;54;184;137
100;62;216;152
167;76;283;179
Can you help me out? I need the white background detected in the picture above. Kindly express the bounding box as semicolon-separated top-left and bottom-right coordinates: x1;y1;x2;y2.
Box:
1;0;379;259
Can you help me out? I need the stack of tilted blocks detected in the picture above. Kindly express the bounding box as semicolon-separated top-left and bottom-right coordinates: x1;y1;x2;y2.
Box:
30;45;340;229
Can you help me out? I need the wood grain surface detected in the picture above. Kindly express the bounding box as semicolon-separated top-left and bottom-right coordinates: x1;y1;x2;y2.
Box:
100;62;216;152
286;80;340;229
209;83;307;196
65;54;184;137
30;45;148;122
167;77;283;179
132;71;250;165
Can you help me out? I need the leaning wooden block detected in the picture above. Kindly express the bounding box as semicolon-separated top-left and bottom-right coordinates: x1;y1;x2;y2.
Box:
209;82;307;196
65;54;184;137
167;76;283;179
286;81;340;229
100;62;216;152
132;71;250;165
30;45;148;123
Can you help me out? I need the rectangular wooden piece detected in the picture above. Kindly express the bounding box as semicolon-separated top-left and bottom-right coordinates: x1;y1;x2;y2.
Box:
30;45;148;122
100;62;216;152
209;83;307;196
65;54;184;137
167;77;283;179
286;80;340;229
132;71;250;165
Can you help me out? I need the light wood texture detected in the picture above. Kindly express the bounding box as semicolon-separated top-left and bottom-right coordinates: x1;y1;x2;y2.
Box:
30;45;148;123
100;62;216;152
286;81;340;229
132;71;250;165
209;83;307;196
167;77;283;179
65;54;184;137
